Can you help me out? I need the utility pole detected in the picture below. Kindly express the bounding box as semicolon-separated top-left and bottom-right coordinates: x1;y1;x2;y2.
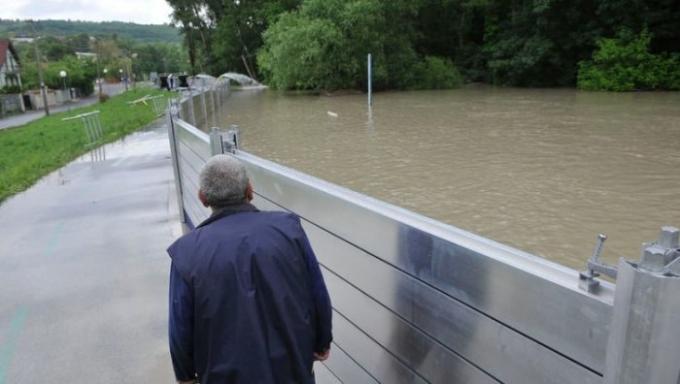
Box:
30;20;49;116
95;38;103;100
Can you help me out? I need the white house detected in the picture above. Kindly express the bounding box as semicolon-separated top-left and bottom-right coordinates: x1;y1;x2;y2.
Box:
0;39;22;90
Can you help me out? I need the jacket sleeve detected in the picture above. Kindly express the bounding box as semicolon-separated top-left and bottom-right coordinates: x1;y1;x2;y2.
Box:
294;218;333;353
169;262;196;381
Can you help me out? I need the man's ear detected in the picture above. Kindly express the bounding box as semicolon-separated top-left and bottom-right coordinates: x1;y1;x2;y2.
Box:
245;182;254;203
198;190;210;207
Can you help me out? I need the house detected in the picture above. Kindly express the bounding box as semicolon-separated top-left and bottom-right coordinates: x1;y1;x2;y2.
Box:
0;39;22;90
75;51;97;60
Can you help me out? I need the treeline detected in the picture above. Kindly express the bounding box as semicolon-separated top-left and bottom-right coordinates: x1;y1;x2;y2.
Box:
168;0;680;91
0;19;180;43
12;35;189;96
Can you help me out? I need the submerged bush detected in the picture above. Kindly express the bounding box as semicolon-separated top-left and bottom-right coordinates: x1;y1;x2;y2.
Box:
413;56;463;89
577;30;680;91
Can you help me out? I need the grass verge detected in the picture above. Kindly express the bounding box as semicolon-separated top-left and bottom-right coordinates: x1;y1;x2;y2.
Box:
0;88;169;203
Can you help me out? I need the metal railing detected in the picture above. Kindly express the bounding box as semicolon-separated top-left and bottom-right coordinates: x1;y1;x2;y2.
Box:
166;85;680;384
63;110;103;146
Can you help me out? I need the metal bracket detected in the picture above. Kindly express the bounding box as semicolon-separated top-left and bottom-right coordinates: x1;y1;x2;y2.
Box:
579;234;618;293
222;125;240;154
640;226;680;274
581;227;680;292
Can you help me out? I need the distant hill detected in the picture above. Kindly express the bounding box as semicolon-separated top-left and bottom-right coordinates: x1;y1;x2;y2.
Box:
0;19;181;43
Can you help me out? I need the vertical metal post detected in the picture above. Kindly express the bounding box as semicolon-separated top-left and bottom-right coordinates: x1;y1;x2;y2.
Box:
367;53;373;107
603;226;680;384
209;127;224;156
95;113;104;139
216;88;222;123
83;117;94;144
188;94;196;126
223;125;240;154
30;21;50;116
167;99;187;230
210;90;217;128
201;91;208;131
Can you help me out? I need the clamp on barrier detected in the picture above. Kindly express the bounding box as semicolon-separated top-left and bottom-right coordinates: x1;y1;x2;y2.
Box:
579;226;680;293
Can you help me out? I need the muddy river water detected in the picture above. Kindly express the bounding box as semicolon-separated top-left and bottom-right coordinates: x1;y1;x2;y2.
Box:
218;86;680;270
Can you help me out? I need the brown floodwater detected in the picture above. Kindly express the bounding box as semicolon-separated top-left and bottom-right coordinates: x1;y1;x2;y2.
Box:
218;86;680;270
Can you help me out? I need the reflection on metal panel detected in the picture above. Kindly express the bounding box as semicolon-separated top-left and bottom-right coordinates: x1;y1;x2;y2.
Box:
322;342;378;384
177;141;206;176
323;268;500;384
316;226;600;383
175;120;211;161
333;311;429;384
314;362;342;384
253;194;600;383
174;119;211;226
237;151;613;374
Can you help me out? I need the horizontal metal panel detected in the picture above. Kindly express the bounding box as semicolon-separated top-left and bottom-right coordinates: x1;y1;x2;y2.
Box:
178;171;209;226
239;151;613;373
253;195;599;384
177;156;200;193
182;191;207;228
315;362;342;384
322;342;377;384
177;141;205;178
175;119;211;161
177;160;208;225
332;310;428;384
316;225;601;384
182;190;207;227
322;268;500;384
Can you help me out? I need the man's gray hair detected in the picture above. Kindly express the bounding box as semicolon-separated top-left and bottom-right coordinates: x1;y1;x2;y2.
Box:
199;154;249;207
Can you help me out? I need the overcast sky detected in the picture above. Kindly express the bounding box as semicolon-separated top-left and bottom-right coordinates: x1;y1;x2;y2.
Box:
3;0;174;25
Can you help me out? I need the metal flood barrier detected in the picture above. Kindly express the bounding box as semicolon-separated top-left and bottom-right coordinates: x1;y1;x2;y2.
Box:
166;86;680;384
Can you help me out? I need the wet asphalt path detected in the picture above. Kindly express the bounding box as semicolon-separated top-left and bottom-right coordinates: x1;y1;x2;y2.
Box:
0;120;180;383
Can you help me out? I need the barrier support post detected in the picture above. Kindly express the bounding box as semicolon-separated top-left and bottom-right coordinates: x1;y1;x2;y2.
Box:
603;226;680;384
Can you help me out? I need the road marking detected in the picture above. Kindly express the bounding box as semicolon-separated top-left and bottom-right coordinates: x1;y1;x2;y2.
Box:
0;307;28;384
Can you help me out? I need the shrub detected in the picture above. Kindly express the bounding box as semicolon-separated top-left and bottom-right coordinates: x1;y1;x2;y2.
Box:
412;56;463;89
577;30;680;91
0;85;22;94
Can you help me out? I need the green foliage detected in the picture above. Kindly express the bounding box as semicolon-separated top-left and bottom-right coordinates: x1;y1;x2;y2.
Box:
165;0;680;91
258;0;462;91
258;14;345;90
167;0;301;76
16;35;189;95
22;56;97;96
413;57;463;90
0;85;22;94
0;19;180;43
258;0;388;90
0;88;168;203
577;31;680;91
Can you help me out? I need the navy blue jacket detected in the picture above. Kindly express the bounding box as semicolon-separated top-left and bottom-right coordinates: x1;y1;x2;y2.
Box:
168;203;333;384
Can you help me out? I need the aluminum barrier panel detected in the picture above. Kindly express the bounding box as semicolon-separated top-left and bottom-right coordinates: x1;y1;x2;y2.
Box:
167;88;680;384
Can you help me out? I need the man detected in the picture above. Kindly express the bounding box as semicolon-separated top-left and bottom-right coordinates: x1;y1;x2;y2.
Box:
168;154;333;384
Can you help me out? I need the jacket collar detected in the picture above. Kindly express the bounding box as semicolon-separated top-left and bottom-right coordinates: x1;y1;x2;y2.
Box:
197;203;259;228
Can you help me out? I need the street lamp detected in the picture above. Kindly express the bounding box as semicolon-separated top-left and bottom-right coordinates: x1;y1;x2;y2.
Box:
59;70;68;101
92;37;103;100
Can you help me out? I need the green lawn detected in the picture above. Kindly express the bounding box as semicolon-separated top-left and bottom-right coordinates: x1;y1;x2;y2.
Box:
0;88;169;203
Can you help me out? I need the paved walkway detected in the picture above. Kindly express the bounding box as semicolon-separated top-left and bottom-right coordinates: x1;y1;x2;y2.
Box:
0;120;180;383
0;83;127;131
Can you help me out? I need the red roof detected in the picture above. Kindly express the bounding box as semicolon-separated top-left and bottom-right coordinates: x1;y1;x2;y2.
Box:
0;39;19;67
